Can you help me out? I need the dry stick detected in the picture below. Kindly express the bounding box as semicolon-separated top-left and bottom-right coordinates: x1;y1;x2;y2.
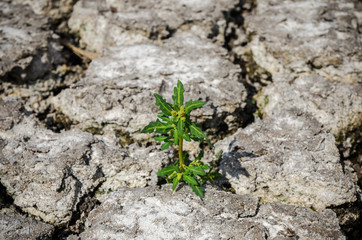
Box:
59;39;101;66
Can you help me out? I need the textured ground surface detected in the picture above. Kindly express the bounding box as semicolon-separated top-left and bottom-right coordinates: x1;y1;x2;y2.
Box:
0;98;172;226
0;0;361;239
52;32;247;142
245;0;361;83
67;186;345;240
0;1;64;81
68;0;238;51
0;208;54;240
214;109;357;210
255;74;362;158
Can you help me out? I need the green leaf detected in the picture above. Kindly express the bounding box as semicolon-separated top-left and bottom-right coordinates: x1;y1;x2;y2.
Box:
154;93;173;116
153;136;168;142
182;131;191;141
160;117;170;123
183;174;198;186
201;164;212;170
206;138;214;149
185;100;206;114
181;151;189;164
204;172;222;184
194;150;204;162
157;112;172;124
141;120;171;134
158;115;171;123
154;121;172;134
168;171;177;179
172;176;179;191
190;184;204;198
188;165;206;176
190;136;203;142
210;172;222;180
189;123;206;139
157;112;165;118
140;121;157;133
161;141;173;150
157;112;170;120
172;80;184;107
157;165;177;177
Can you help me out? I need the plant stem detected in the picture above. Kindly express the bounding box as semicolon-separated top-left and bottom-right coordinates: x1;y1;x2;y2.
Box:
179;136;184;171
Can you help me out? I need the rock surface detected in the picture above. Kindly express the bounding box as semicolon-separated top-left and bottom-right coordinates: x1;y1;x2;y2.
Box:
0;116;103;226
256;74;362;158
214;109;357;210
68;0;237;51
68;186;345;240
12;0;76;21
1;0;361;238
0;98;173;226
91;140;173;194
52;33;247;142
245;0;362;83
255;201;345;240
0;208;54;240
0;98;23;131
0;0;63;81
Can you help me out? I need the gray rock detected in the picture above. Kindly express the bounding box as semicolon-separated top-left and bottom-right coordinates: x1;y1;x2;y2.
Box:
68;0;237;51
256;74;362;158
0;1;79;114
11;0;51;15
12;0;76;21
70;186;345;240
0;118;103;226
245;0;362;83
0;98;23;131
11;0;50;15
0;208;54;240
92;141;173;194
74;186;262;240
214;110;357;210
0;1;63;81
0;99;173;225
254;202;345;240
0;99;102;225
52;33;247;142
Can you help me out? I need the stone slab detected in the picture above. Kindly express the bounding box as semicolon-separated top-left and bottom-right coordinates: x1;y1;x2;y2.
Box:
68;186;345;240
245;0;361;83
52;33;247;142
68;0;238;51
214;110;357;210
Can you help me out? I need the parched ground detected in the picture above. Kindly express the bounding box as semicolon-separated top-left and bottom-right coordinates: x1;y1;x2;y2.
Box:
1;0;361;239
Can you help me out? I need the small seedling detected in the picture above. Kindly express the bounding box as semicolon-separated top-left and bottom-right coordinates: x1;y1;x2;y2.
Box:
141;80;220;198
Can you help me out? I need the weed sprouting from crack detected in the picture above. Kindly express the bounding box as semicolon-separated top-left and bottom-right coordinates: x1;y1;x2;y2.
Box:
141;80;221;198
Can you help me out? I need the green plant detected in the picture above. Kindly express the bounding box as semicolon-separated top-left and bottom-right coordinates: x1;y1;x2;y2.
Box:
141;80;220;198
